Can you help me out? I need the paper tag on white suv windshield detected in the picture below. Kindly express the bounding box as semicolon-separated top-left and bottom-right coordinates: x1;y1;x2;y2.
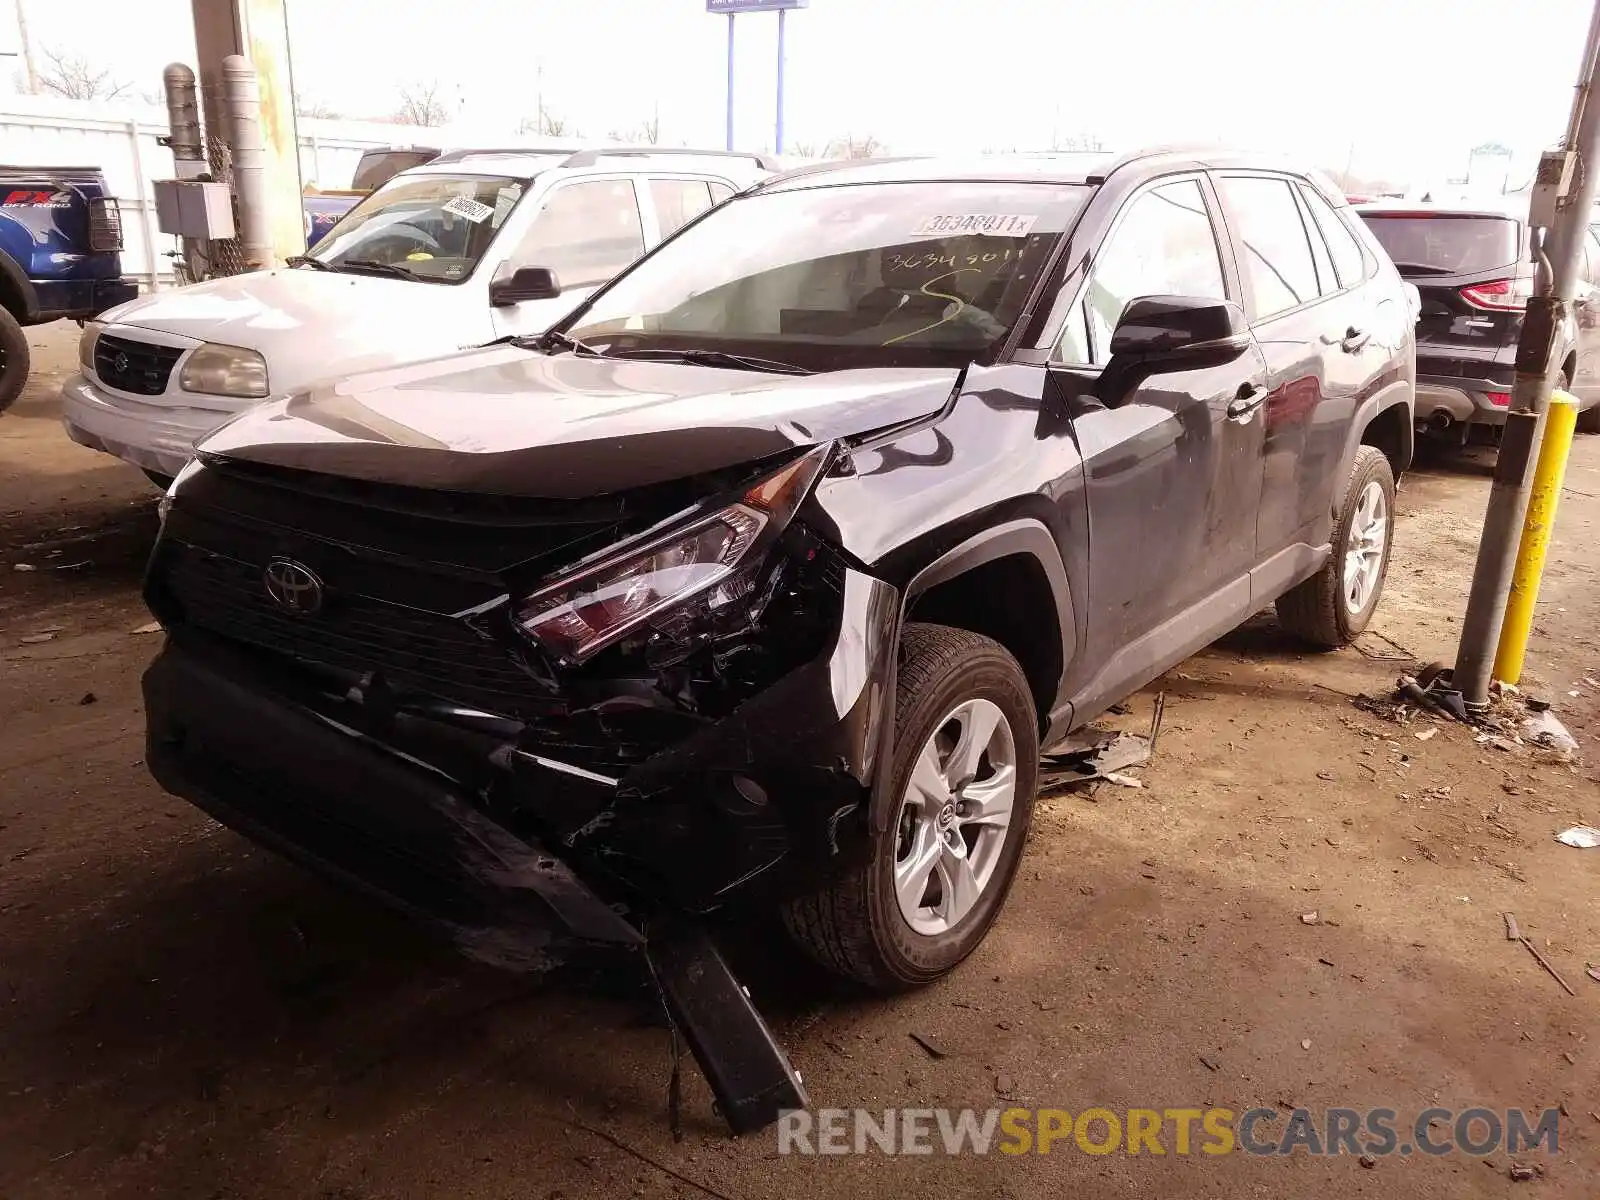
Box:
443;195;495;223
911;213;1037;238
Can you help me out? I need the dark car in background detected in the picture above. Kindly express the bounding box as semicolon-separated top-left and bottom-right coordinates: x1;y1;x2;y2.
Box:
1357;200;1600;439
140;147;1414;1129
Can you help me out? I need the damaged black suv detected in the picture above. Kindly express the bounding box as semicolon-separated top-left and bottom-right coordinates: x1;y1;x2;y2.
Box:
143;149;1414;1121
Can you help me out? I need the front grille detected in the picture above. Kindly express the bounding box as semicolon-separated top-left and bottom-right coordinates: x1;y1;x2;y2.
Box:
95;334;182;395
162;540;556;718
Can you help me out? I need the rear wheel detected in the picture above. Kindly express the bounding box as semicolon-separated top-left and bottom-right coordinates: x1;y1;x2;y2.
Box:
1276;445;1396;648
0;307;29;416
1578;401;1600;434
782;624;1039;990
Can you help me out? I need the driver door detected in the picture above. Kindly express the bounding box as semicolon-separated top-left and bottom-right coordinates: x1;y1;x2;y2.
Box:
489;178;647;340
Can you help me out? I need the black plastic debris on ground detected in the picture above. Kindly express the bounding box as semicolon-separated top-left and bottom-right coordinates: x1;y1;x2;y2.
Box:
1038;693;1164;790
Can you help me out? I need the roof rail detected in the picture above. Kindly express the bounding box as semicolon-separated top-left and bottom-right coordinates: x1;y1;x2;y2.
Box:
1082;142;1242;184
429;145;571;164
558;147;784;171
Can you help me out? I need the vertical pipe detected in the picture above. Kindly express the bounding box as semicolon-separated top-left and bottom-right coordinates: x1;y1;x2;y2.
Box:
1492;393;1580;686
725;12;735;152
12;0;39;96
775;7;786;156
221;54;271;271
1453;0;1600;706
126;118;160;292
162;63;205;173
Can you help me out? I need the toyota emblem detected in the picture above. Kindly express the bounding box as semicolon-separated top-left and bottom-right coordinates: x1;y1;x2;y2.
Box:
114;352;130;374
263;557;324;616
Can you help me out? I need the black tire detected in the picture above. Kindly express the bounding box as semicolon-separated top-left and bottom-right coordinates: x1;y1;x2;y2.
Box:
1276;445;1396;649
782;623;1039;990
1578;401;1600;435
0;306;29;417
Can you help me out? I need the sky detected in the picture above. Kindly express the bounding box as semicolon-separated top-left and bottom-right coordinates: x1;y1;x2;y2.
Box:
5;0;1597;187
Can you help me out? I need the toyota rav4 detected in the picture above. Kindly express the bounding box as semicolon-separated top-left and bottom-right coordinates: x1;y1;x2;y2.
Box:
141;148;1414;1126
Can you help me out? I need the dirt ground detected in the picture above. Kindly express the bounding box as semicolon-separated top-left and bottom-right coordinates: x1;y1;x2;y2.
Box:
2;322;1598;1199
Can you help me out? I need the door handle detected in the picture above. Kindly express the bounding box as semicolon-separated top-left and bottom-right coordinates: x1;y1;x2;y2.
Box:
1226;382;1265;419
1340;325;1370;352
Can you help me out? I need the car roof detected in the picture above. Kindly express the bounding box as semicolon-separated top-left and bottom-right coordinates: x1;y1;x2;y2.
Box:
758;145;1346;202
409;146;778;181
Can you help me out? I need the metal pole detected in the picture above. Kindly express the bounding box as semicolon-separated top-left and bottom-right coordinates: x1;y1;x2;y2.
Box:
775;7;787;156
126;118;161;292
12;0;39;95
725;12;735;151
1452;0;1600;707
222;54;271;271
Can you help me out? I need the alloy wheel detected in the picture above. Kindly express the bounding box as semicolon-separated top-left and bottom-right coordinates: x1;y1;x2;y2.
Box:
893;698;1017;935
1343;479;1388;614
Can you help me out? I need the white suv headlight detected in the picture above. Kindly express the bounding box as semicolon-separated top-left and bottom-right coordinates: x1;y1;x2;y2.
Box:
78;321;105;374
179;343;269;399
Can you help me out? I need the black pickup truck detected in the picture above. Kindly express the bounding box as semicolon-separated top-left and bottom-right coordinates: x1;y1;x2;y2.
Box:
0;165;140;413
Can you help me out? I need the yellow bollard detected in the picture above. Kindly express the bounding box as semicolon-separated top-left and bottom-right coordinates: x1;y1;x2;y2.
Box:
1492;391;1580;687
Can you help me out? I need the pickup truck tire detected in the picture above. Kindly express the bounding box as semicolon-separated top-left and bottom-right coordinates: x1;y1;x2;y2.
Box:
1578;401;1600;435
782;623;1038;991
1276;445;1396;649
0;306;29;416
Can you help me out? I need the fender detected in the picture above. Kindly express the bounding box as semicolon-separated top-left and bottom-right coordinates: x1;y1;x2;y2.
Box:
1340;378;1414;485
868;517;1078;831
0;250;40;322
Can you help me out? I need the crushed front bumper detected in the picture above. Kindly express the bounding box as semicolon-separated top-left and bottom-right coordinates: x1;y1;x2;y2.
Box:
60;372;231;479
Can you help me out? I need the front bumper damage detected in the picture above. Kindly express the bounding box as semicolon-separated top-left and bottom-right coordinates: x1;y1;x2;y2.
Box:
142;558;900;1133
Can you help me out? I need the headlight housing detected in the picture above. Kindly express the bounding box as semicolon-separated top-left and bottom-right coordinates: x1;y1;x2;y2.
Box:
179;343;270;399
515;447;830;663
78;321;104;374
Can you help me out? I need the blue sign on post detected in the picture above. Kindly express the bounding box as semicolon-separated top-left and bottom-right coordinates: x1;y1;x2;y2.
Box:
709;0;808;153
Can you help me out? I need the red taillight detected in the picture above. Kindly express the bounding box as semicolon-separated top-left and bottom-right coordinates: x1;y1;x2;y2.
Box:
1460;278;1530;311
1488;391;1512;407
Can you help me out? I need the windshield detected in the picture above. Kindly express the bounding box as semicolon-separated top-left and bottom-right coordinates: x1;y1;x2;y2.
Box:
564;181;1088;369
310;173;526;283
1359;213;1521;275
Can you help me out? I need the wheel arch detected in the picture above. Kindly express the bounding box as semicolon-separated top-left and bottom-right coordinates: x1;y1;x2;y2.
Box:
1351;380;1413;482
0;253;39;323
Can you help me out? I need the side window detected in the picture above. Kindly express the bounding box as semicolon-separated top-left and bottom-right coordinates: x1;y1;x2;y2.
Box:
708;181;735;204
649;178;714;239
509;179;645;289
1070;178;1228;365
1301;185;1367;288
1296;190;1339;297
1219;176;1320;319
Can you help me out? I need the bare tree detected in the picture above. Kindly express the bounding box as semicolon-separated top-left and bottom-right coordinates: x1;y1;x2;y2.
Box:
788;140;819;158
37;46;130;102
297;96;341;120
519;104;575;137
824;133;885;160
607;115;662;145
1050;131;1105;152
395;82;450;127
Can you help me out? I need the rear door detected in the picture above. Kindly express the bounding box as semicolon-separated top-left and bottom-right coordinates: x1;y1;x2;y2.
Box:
1214;173;1369;571
643;177;721;242
488;176;647;339
1356;210;1525;384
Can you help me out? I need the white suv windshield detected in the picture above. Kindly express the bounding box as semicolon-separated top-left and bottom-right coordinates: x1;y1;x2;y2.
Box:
311;173;526;283
565;181;1088;369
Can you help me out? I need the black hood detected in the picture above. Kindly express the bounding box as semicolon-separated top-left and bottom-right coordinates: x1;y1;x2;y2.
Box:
196;346;961;498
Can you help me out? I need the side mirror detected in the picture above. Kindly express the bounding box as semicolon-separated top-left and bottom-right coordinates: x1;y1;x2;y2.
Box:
1108;295;1250;363
489;266;562;307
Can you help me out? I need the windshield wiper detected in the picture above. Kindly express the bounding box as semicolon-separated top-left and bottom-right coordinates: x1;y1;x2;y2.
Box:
1388;261;1456;276
285;254;333;271
335;258;424;281
522;328;605;356
601;346;814;375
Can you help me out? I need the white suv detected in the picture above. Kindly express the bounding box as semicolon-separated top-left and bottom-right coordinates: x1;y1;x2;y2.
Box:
61;147;774;482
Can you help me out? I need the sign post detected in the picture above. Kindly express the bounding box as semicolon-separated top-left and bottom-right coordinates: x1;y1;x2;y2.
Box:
706;0;808;155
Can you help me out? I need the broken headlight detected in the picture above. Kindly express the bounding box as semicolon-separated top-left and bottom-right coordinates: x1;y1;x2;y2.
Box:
515;446;830;663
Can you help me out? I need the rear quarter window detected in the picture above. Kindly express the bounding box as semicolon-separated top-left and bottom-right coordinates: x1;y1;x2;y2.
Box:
1358;214;1520;275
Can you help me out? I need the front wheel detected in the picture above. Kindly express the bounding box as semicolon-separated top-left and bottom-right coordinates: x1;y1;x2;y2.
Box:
0;307;29;416
1276;444;1396;648
782;624;1039;990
